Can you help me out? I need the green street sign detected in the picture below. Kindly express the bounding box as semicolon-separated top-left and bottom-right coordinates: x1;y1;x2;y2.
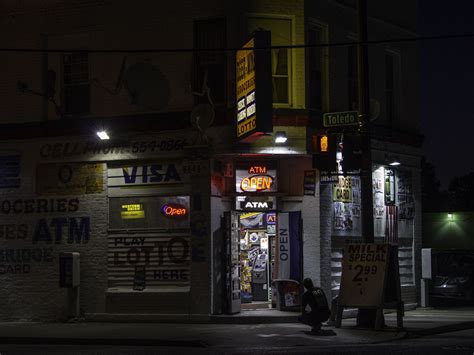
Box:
323;111;359;127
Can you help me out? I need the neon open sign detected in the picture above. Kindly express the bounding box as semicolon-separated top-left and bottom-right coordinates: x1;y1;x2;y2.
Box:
240;175;273;192
161;203;188;218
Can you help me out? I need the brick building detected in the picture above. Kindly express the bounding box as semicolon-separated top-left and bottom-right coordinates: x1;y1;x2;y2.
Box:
0;0;421;321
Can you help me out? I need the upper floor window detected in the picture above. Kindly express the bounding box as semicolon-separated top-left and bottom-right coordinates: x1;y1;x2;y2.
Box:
62;52;90;116
193;18;227;106
385;50;400;126
347;45;358;110
247;16;292;106
308;23;328;112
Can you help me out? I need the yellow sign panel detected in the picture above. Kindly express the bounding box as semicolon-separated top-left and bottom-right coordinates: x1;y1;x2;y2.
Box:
237;116;257;137
236;38;255;98
332;176;353;202
338;243;388;307
236;38;257;138
121;204;145;219
37;163;104;195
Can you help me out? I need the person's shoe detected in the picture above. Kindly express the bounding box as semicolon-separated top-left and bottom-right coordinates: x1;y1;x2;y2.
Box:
324;319;336;327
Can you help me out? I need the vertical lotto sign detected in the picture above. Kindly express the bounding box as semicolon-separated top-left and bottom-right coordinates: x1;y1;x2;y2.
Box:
236;31;272;142
338;243;389;307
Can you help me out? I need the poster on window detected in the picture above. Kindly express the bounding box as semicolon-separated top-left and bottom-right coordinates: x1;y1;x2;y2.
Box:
334;201;353;231
398;172;415;220
332;176;361;234
373;168;385;219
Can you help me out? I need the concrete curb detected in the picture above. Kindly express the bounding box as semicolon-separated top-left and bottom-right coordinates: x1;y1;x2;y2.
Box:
406;321;474;338
0;337;208;347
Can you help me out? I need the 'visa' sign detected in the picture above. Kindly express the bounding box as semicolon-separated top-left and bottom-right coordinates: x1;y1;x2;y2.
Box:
108;164;185;187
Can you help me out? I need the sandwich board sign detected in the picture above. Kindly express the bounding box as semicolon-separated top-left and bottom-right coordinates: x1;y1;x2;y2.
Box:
336;243;403;329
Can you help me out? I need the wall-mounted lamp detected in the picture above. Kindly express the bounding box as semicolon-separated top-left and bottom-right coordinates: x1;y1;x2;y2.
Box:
274;131;287;144
96;131;110;140
385;154;400;166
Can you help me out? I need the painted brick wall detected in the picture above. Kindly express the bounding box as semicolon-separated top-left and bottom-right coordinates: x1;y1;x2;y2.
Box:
0;132;214;321
0;139;108;321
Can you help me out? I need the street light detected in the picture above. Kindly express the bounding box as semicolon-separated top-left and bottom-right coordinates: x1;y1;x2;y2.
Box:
96;131;110;140
274;131;287;144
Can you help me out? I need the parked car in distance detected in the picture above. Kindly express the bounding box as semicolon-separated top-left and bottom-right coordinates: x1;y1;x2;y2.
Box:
430;250;474;303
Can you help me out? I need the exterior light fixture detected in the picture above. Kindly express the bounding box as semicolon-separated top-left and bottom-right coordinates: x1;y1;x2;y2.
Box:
448;212;453;220
274;131;287;144
385;154;400;166
96;131;110;140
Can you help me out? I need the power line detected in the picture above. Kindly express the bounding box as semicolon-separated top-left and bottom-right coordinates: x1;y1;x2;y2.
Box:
0;33;473;54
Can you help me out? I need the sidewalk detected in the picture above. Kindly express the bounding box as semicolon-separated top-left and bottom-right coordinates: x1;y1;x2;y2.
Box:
0;307;472;349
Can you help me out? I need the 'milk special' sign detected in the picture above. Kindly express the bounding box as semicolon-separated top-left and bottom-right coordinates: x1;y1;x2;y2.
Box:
235;31;272;142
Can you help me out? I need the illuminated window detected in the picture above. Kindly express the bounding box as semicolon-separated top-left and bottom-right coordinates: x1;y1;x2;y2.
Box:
247;16;292;105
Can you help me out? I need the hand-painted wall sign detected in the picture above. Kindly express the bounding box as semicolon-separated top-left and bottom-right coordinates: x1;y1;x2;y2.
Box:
108;163;188;187
0;155;20;188
36;163;104;195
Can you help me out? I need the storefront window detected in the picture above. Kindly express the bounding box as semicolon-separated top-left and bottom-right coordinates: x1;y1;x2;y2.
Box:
109;196;190;230
108;196;191;291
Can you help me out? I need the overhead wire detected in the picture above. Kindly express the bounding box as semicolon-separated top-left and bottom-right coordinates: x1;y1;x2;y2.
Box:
0;33;473;53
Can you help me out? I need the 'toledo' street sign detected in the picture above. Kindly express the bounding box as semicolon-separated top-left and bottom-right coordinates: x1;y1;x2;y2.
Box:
323;111;359;128
338;243;389;307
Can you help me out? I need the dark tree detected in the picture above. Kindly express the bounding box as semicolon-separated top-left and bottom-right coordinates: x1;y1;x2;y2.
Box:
448;172;474;211
421;157;448;212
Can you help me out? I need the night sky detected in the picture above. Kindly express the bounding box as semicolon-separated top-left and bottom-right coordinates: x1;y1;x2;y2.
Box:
419;0;474;189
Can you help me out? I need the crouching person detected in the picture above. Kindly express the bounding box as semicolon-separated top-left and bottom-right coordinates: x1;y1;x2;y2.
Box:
298;278;331;334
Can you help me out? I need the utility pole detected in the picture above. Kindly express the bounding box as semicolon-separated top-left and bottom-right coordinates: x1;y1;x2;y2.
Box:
357;0;374;243
356;0;377;328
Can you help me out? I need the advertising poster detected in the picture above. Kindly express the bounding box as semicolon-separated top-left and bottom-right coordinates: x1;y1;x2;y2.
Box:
373;168;385;219
332;176;361;234
398;172;415;220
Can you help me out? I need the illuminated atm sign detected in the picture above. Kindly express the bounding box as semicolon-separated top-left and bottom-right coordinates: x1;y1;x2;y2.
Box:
236;164;277;193
235;31;272;142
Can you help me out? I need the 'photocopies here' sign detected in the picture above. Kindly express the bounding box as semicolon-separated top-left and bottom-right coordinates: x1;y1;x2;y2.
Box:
338;243;389;307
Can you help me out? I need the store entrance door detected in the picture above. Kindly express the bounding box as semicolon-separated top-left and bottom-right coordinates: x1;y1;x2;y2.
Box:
239;211;277;309
223;211;241;314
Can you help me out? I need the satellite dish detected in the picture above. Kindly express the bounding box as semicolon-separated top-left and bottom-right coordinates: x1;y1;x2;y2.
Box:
370;98;380;121
190;103;215;133
123;62;170;110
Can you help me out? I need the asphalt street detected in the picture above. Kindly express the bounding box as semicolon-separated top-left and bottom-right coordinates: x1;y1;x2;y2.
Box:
0;307;473;354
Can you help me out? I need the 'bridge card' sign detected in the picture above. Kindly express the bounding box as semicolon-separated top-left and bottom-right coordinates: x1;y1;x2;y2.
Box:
338;243;389;307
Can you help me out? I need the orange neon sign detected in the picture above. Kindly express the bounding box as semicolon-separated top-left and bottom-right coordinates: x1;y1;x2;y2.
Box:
240;175;273;192
161;203;188;218
248;166;267;174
